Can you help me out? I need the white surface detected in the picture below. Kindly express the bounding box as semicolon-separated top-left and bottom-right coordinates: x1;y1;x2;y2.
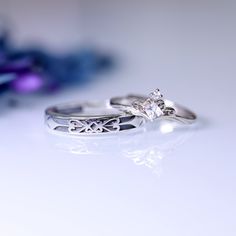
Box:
0;1;236;235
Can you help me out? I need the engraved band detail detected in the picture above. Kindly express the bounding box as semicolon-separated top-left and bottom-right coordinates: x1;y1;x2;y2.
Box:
45;102;145;135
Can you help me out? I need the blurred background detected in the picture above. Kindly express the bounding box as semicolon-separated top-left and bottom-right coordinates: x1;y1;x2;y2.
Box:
1;0;235;101
0;1;235;236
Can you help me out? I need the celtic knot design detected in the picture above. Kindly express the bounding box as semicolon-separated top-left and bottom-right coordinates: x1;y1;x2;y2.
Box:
68;118;121;134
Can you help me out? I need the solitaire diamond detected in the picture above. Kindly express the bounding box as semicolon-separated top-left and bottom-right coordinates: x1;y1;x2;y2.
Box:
132;88;166;121
143;99;163;120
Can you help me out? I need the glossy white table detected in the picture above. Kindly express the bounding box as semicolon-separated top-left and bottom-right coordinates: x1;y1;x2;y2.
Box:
0;0;235;235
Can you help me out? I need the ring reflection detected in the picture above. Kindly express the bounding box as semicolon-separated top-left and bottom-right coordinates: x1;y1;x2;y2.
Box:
49;120;196;176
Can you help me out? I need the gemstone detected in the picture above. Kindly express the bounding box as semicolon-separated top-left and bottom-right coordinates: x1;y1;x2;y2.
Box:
143;99;163;120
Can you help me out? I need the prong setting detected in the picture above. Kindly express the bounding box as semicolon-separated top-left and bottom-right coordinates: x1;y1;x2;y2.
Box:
149;88;163;101
132;88;170;121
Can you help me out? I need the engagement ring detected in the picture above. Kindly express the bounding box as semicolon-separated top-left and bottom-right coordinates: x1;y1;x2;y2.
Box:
110;89;196;124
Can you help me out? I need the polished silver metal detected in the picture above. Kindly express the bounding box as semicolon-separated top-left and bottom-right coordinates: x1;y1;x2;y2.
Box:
45;101;145;135
110;89;197;124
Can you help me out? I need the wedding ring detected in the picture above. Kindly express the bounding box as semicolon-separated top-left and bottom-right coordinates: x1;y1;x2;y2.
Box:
110;89;197;124
45;101;145;135
45;89;196;136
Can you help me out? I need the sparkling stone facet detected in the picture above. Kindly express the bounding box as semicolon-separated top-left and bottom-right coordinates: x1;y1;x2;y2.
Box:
132;88;166;121
143;99;163;120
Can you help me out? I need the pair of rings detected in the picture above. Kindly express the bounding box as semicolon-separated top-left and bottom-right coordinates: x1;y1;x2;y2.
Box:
45;89;197;136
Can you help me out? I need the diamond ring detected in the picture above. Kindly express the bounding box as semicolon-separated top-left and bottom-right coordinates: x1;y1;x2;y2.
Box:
110;89;197;124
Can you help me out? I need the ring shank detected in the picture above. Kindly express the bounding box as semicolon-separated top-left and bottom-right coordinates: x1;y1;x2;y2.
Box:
164;99;197;123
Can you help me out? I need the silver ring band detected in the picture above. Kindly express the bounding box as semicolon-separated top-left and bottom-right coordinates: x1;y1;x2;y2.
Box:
45;101;145;135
